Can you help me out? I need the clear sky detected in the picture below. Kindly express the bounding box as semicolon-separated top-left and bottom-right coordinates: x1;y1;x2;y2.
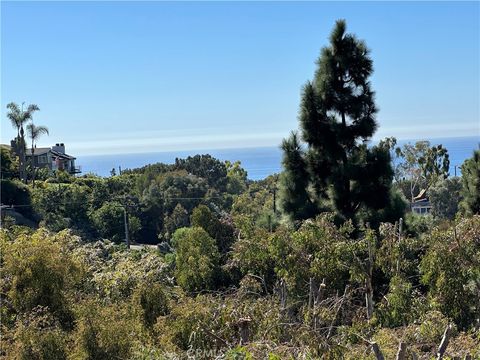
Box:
1;1;479;155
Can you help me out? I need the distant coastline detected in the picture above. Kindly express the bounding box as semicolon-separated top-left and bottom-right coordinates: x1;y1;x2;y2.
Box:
77;135;479;180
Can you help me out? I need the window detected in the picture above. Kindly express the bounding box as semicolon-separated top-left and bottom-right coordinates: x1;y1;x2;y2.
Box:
38;155;48;164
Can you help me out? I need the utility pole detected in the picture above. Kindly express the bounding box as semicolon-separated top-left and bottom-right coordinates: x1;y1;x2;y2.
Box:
123;207;130;249
272;186;277;215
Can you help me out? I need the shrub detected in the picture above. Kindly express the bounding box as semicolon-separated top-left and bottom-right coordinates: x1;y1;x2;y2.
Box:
377;275;413;327
133;282;169;328
172;227;220;292
2;229;83;326
72;299;142;360
9;306;67;360
420;217;480;328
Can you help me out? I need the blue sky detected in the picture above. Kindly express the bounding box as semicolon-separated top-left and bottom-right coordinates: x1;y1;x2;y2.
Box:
1;1;479;155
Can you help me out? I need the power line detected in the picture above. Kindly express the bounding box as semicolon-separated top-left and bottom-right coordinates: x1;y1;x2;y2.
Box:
0;195;238;208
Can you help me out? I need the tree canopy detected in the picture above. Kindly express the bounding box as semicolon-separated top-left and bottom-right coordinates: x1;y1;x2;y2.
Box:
280;20;400;226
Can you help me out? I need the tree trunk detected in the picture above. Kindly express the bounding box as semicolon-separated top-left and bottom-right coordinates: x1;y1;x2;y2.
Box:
365;236;374;320
18;131;27;183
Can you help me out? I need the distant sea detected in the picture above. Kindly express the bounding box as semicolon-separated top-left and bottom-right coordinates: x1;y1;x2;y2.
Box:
77;136;479;180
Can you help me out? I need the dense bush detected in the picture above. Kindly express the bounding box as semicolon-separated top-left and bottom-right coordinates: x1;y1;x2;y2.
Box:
72;299;142;360
132;282;170;328
9;307;68;360
172;227;220;292
1;229;83;327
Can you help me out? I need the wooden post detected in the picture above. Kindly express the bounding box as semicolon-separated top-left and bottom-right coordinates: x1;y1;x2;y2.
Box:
124;207;130;249
273;186;277;215
397;217;403;275
279;279;287;311
371;342;385;360
396;342;407;360
315;278;326;305
436;324;452;360
238;317;251;344
308;278;314;309
366;234;374;321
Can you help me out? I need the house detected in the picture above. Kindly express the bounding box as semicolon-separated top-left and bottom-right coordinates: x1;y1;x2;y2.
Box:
23;143;81;175
411;188;432;215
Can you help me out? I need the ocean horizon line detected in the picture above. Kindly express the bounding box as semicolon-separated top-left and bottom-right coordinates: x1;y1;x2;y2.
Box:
73;134;479;159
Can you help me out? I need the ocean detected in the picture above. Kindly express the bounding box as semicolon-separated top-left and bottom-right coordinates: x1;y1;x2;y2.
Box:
77;136;479;180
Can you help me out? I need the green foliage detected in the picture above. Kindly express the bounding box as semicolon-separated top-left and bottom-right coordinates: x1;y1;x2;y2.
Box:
31;182;93;232
232;176;280;231
10;306;67;360
229;216;275;285
377;275;413;327
1;146;18;179
174;154;227;190
403;212;434;238
172;227;220;292
396;141;450;200
279;132;316;221
272;215;352;296
417;310;452;344
1;211;480;358
191;204;235;254
77;243;169;301
420;216;480;328
225;160;248;194
280;20;397;226
460;149;480;215
163;203;189;239
90;201;125;242
1;229;83;326
133;282;169;328
7;102;40;183
429;177;462;219
72;299;142;360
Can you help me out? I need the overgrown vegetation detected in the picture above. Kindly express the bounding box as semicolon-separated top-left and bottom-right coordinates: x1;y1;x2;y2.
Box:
1;20;479;359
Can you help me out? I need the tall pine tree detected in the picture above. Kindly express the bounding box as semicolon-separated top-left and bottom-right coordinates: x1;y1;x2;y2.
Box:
281;20;399;225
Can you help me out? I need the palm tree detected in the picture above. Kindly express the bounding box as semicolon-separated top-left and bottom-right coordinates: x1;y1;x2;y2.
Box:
6;102;40;183
26;123;49;187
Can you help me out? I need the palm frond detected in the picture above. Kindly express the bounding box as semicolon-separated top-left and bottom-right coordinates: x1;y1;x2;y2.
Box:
27;124;49;140
27;104;40;113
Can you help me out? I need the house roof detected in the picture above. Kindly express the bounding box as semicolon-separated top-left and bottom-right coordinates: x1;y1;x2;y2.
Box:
412;198;431;208
51;149;76;160
413;188;427;201
25;147;76;160
25;147;51;156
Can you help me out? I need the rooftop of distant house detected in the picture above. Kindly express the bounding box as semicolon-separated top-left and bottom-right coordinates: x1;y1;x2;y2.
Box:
25;145;76;160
